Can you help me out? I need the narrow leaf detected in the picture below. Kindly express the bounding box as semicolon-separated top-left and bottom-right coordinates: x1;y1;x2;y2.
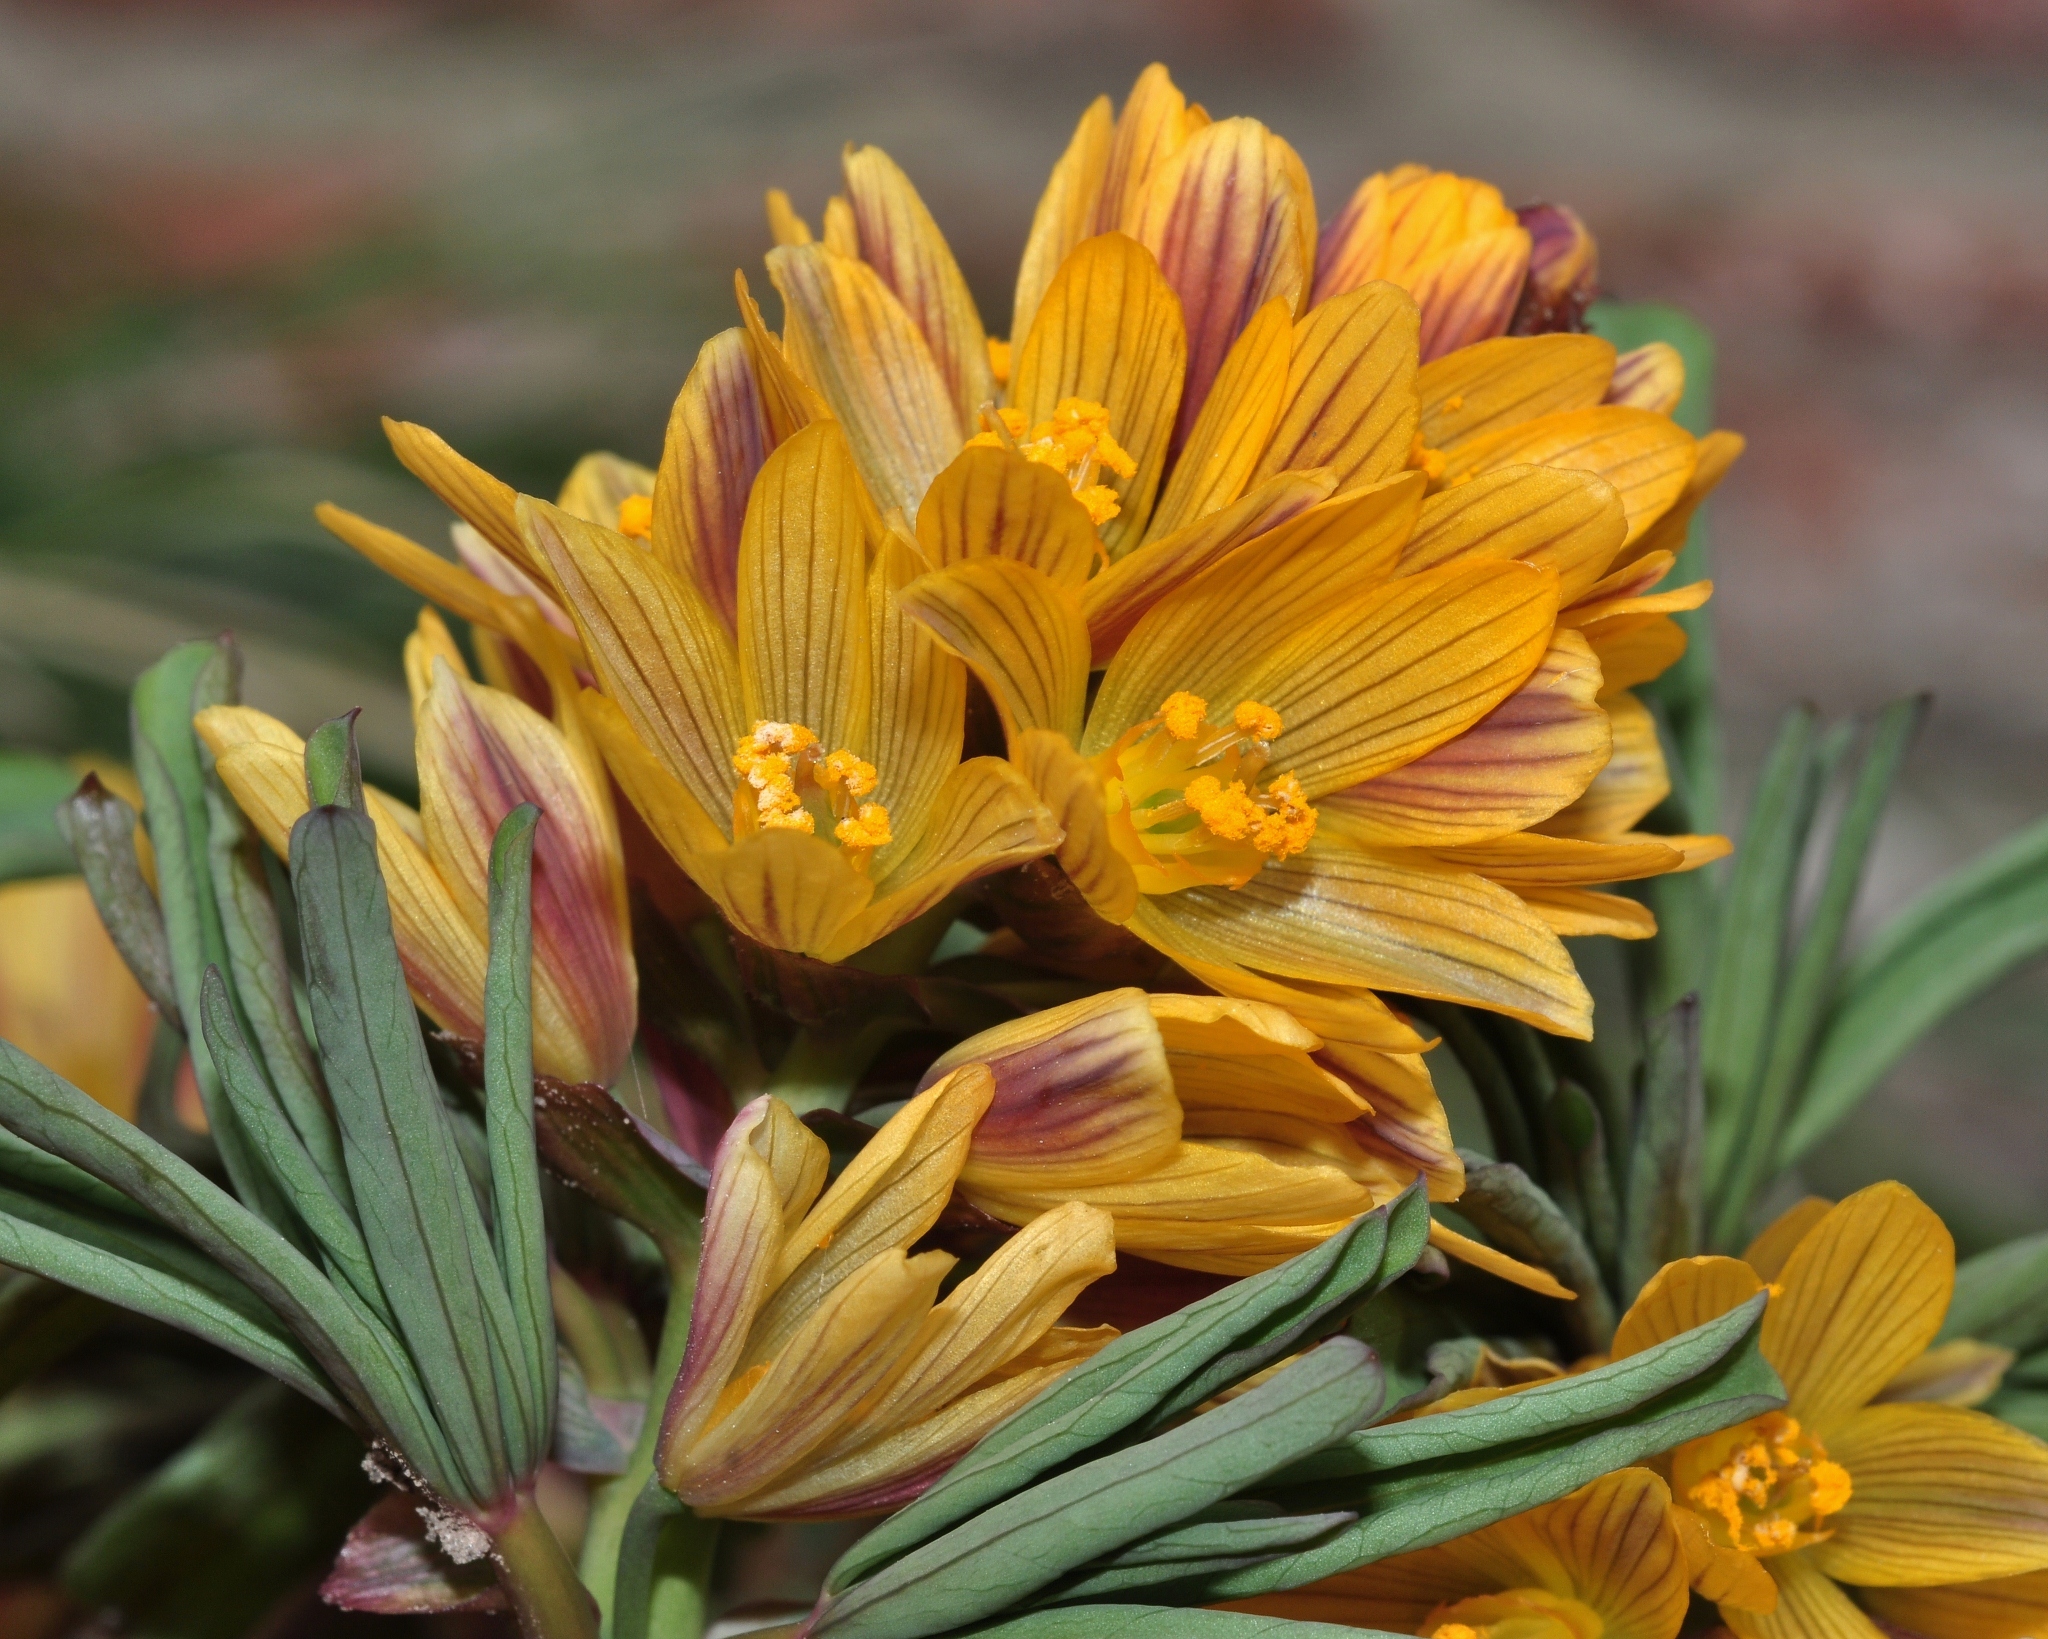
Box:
1450;1152;1612;1351
956;1610;1383;1638
305;709;366;809
1619;997;1703;1302
0;750;80;883
53;774;181;1025
1541;1081;1618;1282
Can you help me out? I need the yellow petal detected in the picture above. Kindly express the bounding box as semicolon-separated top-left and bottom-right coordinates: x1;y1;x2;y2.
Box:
1538;691;1668;841
1250;282;1420;496
578;686;729;868
1674;1507;1783;1612
866;530;967;856
1861;1569;2048;1639
1726;1551;1884;1639
753;1067;996;1360
1606;341;1685;414
1408;224;1531;361
843;144;996;432
520;496;745;838
1145;297;1293;539
897;559;1089;744
1079;468;1340;668
1399;464;1628;606
0;878;155;1120
1584;612;1689;697
1611;1255;1765;1359
1816;1403;2048;1585
915;443;1099;591
1440;406;1698;549
1563;577;1714;632
1614;427;1746;574
1011;232;1187;556
1326;628;1608;848
1093;63;1200;238
651;327;770;631
823;195;860;259
1310;166;1513;306
1150;994;1374;1126
765;187;811;246
1419;334;1617;452
1430;830;1682;886
734;268;830;446
935;989;1182;1193
737;421;873;754
1766;1181;1955;1433
691;830;876;959
555;451;655;527
1011;94;1114;350
1322;1040;1462;1200
1428;1221;1575;1300
678;1246;951;1510
768;241;961;518
1743;1195;1835;1282
1878;1339;2017;1409
827;756;1059;960
382;417;547;585
1011;727;1140;922
315;502;522;639
1516;886;1658;940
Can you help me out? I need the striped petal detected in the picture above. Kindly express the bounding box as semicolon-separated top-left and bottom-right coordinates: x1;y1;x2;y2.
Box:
1011;232;1186;556
1012;727;1140;921
915;443;1099;591
382;416;545;585
1726;1551;1883;1639
897;559;1089;744
844;144;996;431
1249;282;1420;495
1743;1195;1836;1282
1537;691;1668;841
1440;406;1699;550
1011;94;1113;350
768;242;961;519
734;269;831;445
1145;296;1293;540
1585;612;1689;696
1879;1339;2018;1408
1419;334;1616;452
1431;830;1682;886
1152;994;1372;1126
556;451;654;528
867;531;966;857
1398;464;1627;606
1321;1042;1460;1198
691;831;877;960
1093;62;1202;239
316;502;530;640
651;327;770;631
1861;1570;2048;1639
1131;116;1315;445
1611;1255;1764;1359
1313;166;1519;308
1615;427;1747;572
578;687;729;868
1409;224;1531;361
1606;341;1685;414
1517;887;1658;940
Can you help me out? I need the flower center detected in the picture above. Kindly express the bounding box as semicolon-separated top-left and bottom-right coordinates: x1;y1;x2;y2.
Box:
1674;1412;1853;1557
1095;691;1317;894
967;396;1136;527
1426;1588;1605;1639
616;493;654;539
731;722;892;859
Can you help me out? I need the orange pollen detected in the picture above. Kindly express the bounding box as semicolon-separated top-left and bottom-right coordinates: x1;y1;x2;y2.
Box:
732;722;890;857
965;397;1134;526
1407;431;1448;482
617;493;655;539
1160;691;1209;741
986;336;1012;386
1680;1412;1851;1558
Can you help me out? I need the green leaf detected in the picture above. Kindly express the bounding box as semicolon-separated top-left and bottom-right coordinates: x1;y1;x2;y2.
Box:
0;1270;111;1398
1045;1508;1355;1604
0;750;80;883
1939;1231;2048;1355
53;774;182;1026
1541;1081;1618;1283
1449;1151;1611;1350
1986;1387;2048;1441
808;1339;1384;1639
1185;1294;1781;1604
482;803;557;1478
1781;813;2048;1167
1714;696;1924;1245
956;1610;1387;1638
290;800;530;1507
1619;998;1704;1303
827;1187;1430;1597
305;708;366;810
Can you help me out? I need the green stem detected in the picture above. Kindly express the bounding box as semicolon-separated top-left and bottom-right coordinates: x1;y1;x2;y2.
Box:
765;1018;910;1117
612;1477;721;1639
491;1489;599;1639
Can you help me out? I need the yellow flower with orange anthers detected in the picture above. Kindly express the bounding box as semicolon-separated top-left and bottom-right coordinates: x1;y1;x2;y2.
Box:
921;988;1567;1296
1225;1467;1692;1638
654;1076;1116;1519
1606;1183;2048;1636
195;607;637;1089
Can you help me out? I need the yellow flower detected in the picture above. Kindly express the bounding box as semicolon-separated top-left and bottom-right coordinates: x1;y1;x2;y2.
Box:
196;607;637;1088
655;1075;1116;1519
1224;1466;1692;1638
1860;1568;2048;1638
1607;1183;2048;1635
0;874;156;1120
924;988;1566;1300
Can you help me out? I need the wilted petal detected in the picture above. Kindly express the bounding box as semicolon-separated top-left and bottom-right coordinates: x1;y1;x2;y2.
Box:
652;327;771;631
1508;203;1600;336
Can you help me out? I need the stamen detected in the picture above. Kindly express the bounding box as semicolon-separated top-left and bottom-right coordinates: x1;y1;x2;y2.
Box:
965;397;1135;524
1678;1411;1852;1558
986;336;1012;386
1160;691;1208;741
731;722;892;860
1406;431;1448;482
617;494;655;539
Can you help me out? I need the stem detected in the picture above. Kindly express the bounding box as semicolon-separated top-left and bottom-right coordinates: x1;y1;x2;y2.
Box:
492;1489;599;1639
765;1018;909;1117
612;1477;721;1639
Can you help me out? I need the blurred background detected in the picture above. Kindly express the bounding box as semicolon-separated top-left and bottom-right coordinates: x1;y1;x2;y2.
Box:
2;0;2045;1242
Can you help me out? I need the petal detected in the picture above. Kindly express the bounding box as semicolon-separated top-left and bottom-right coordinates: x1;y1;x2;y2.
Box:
0;878;154;1119
1861;1569;2048;1639
1313;168;1520;313
914;443;1099;591
1322;1041;1462;1199
555;451;655;527
315;502;524;639
1516;886;1658;940
768;241;961;519
1815;1403;2048;1585
1131;116;1315;445
1410;224;1531;361
765;187;812;245
1617;427;1746;571
867;531;967;855
382;417;545;585
1584;612;1689;696
651;326;770;632
752;1066;996;1361
1083;469;1337;667
1326;628;1609;847
1012;727;1140;921
897;559;1089;743
733;268;832;446
1083;471;1432;755
1725;1550;1884;1639
1140;839;1593;1037
1094;63;1202;238
521;496;746;837
932;988;1183;1191
1610;1255;1765;1359
1743;1196;1835;1282
1399;464;1627;606
1562;577;1714;632
1419;334;1617;452
578;687;729;866
689;830;875;960
1486;1468;1691;1639
1538;691;1668;841
1145;296;1293;540
827;756;1059;959
1429;830;1682;886
1766;1181;1955;1433
1250;282;1421;495
737;420;873;755
844;144;996;432
1428;1221;1576;1299
1011;232;1187;556
1151;995;1376;1127
1676;1510;1782;1612
1440;406;1699;549
1011;94;1114;349
677;1246;951;1511
1606;341;1685;414
1877;1339;2017;1409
